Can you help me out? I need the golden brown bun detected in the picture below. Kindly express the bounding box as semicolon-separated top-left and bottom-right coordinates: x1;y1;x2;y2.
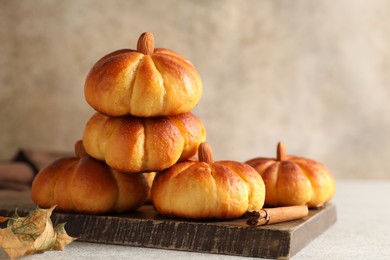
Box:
31;141;149;214
245;142;336;208
84;32;202;117
83;112;206;173
151;143;265;219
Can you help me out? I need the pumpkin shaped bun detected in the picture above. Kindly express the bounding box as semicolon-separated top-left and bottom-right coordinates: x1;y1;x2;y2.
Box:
82;112;206;173
31;141;149;214
152;142;265;219
84;32;202;117
245;142;336;208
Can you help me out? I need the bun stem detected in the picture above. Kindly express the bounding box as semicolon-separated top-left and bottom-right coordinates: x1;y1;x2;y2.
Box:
137;32;154;55
198;142;214;163
75;140;87;158
276;142;287;161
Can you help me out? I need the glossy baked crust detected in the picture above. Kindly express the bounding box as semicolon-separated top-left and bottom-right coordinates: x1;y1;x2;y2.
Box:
245;143;336;208
31;153;149;214
151;159;265;219
84;47;202;117
82;112;206;173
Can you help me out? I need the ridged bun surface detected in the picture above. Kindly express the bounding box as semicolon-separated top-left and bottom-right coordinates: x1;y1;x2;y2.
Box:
245;142;336;208
83;112;206;173
84;32;202;117
31;141;149;214
151;143;265;219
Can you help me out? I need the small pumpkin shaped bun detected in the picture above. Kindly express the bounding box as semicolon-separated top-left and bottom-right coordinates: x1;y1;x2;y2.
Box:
31;141;149;214
152;142;265;219
245;142;336;208
83;112;206;173
84;32;202;117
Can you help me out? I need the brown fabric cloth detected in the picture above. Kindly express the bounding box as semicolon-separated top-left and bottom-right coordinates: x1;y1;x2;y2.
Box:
0;149;71;190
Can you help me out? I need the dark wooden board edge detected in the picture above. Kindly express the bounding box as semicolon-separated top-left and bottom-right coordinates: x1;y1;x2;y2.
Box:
0;203;337;259
289;204;337;259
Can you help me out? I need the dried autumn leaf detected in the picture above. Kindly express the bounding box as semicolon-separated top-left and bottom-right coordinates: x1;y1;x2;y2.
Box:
9;206;56;249
0;206;76;259
0;227;31;259
32;218;56;253
53;223;76;250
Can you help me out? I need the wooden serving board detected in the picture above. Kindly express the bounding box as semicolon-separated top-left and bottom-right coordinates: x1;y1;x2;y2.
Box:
0;190;336;259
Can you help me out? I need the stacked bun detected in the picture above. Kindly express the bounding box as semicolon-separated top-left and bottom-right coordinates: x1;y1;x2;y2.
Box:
82;32;206;173
32;32;206;214
83;112;206;173
84;32;202;118
31;32;266;219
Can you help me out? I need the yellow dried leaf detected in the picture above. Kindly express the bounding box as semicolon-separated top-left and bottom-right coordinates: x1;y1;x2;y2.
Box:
53;223;77;250
10;206;55;247
0;227;31;259
32;218;56;253
0;206;76;258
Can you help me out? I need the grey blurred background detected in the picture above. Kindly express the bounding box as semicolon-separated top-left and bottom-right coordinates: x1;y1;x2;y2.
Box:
1;0;390;179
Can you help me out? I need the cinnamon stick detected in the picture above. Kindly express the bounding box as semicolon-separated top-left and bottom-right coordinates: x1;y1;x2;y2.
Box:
246;205;309;226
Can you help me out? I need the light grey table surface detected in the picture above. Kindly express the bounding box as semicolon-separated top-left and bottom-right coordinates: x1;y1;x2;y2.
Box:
1;180;389;260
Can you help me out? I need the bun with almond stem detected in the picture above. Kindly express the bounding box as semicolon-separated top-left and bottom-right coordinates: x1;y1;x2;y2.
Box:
84;32;202;117
31;140;149;214
82;112;206;173
245;142;336;208
151;142;265;219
